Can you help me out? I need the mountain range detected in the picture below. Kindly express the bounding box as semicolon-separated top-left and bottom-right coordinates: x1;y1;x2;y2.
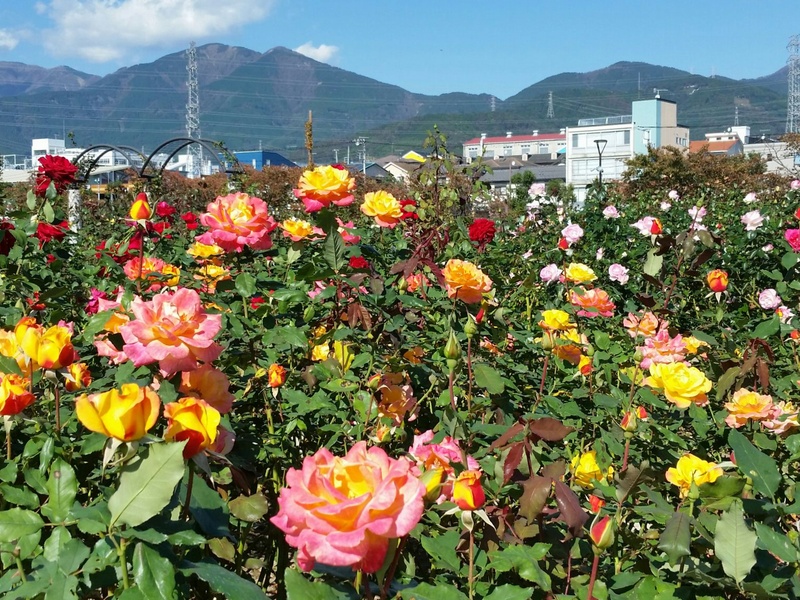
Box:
0;44;789;164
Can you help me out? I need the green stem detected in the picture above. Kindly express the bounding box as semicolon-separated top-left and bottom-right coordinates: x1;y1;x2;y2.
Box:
466;337;473;413
587;553;600;600
181;462;195;520
14;553;26;582
54;384;61;432
468;528;475;600
118;537;130;590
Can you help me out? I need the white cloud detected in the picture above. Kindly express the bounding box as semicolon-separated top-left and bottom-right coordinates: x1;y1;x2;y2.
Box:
39;0;276;62
294;42;339;64
0;30;20;51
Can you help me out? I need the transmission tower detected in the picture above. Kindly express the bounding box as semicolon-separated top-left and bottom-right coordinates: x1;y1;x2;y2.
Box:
786;35;800;134
546;91;554;119
734;104;739;127
490;96;496;112
186;41;202;178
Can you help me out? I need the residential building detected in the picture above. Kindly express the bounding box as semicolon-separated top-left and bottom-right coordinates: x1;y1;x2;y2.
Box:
375;153;427;182
566;98;690;203
688;130;744;156
462;131;567;163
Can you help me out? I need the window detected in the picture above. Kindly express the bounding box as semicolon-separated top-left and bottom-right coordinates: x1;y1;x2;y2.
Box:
572;134;578;148
623;130;631;145
503;145;512;156
521;144;530;153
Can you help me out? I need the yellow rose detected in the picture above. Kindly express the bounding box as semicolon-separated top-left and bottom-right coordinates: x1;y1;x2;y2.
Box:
539;309;574;331
666;453;722;497
683;336;707;354
644;362;712;409
360;191;404;228
187;241;224;259
294;165;356;211
571;450;613;489
312;343;331;361
281;218;315;241
442;259;493;304
75;383;160;442
564;263;597;284
164;397;220;458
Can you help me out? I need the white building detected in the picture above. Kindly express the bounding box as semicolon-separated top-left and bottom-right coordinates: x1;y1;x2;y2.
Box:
462;131;567;163
566;98;690;203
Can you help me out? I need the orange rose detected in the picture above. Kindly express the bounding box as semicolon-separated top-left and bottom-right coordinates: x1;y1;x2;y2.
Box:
443;259;492;304
0;374;35;415
707;269;728;292
129;193;151;220
360;191;404;228
268;364;287;388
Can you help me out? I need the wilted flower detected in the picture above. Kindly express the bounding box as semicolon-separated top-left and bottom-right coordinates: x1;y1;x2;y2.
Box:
271;442;425;573
740;210;764;231
608;263;629;284
759;288;782;310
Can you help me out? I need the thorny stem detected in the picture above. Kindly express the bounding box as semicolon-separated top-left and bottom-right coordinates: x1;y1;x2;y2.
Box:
587;553;600;600
381;536;408;599
118;537;130;590
54;384;61;432
532;354;550;414
5;424;10;461
466;338;473;413
448;369;456;412
622;438;631;472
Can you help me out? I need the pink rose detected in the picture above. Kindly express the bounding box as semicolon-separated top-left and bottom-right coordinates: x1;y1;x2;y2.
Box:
120;288;223;377
668;190;680;201
608;263;629;284
561;223;584;245
271;442;425;573
602;205;620;219
786;229;800;252
197;192;277;252
758;289;782;310
743;192;757;204
791;180;800;190
740;210;764;231
539;263;562;284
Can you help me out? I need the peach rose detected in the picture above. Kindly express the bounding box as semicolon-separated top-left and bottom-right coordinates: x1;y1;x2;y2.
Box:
570;287;615;318
707;269;728;293
179;364;235;414
293;165;356;212
724;388;775;428
443;259;492;304
271;442;425;573
197;192;277;252
120;288;223;377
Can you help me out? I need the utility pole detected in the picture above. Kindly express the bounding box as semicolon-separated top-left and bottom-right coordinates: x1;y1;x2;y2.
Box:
787;35;800;134
490;96;496;112
354;137;366;174
333;149;339;163
734;105;740;127
185;41;201;179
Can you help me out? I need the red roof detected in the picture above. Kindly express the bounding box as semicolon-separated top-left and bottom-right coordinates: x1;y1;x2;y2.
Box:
463;133;566;145
688;140;738;153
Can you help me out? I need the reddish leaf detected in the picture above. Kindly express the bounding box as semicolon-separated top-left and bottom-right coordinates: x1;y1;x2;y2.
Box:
519;475;552;522
756;358;770;393
402;256;420;278
489;422;526;451
389;260;408;275
503;442;524;485
554;480;588;538
541;459;566;480
528;418;573;442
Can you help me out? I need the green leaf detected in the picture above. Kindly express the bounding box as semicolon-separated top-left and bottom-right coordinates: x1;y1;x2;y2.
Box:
658;511;691;566
228;492;269;523
284;568;355;600
714;499;756;584
781;251;798;270
399;582;469;600
751;316;780;339
715;366;740;402
323;230;346;273
209;537;236;563
643;248;663;277
183;471;230;539
728;429;781;499
180;560;268;599
420;529;461;573
108;442;186;529
487;544;551;590
133;542;176;600
0;483;38;508
473;363;505;394
0;355;22;375
43;526;72;562
754;522;799;563
235;273;256;297
483;585;533;600
42;458;77;523
43;201;55;223
0;508;45;542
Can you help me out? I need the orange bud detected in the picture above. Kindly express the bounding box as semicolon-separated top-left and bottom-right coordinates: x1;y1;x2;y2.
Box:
790;330;800;341
706;269;728;293
589;515;615;550
578;355;592;376
635;406;649;420
129;193;152;220
267;364;287;388
452;470;485;511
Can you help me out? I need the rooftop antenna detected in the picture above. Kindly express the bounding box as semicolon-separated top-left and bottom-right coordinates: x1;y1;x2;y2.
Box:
186;41;202;178
546;91;554;118
653;88;668;99
786;34;800;133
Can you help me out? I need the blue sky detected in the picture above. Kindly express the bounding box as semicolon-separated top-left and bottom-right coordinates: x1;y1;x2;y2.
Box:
0;1;796;99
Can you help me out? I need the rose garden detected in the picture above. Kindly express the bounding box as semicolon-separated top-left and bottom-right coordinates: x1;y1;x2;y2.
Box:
0;135;797;599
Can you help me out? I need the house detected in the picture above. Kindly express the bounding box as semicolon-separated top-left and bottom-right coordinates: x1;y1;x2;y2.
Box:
688;130;744;156
566;97;690;204
462;131;567;163
477;155;565;196
374;155;427;182
345;162;391;179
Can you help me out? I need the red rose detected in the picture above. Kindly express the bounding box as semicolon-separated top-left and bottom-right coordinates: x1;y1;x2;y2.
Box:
0;222;16;256
156;201;176;219
35;155;78;197
181;212;199;230
557;237;569;250
349;256;370;270
469;218;496;248
786;229;800;252
33;221;68;248
399;199;419;220
250;296;265;310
